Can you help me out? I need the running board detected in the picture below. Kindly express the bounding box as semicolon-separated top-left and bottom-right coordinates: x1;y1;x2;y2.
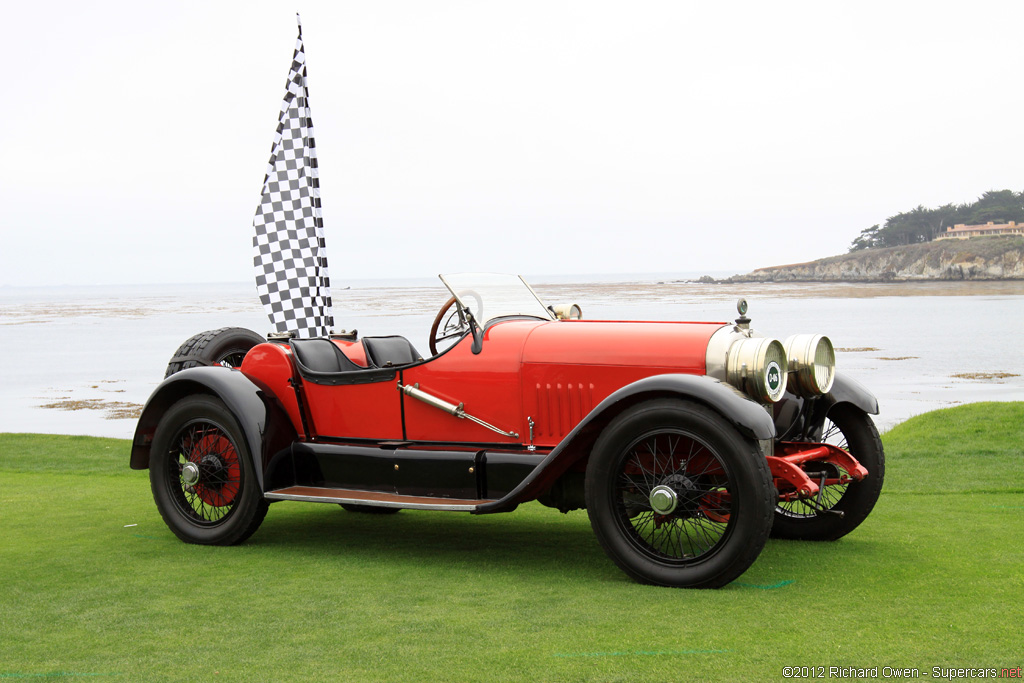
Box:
264;486;495;511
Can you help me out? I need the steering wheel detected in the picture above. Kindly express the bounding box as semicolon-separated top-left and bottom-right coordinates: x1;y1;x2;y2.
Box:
428;291;484;356
429;297;466;356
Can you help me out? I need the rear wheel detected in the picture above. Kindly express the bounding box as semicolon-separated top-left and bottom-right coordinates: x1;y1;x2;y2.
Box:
164;327;265;378
149;395;268;545
772;404;884;540
585;399;775;588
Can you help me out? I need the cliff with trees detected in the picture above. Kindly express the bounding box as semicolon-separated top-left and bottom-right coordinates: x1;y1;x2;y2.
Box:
727;190;1024;282
730;236;1024;282
848;190;1024;250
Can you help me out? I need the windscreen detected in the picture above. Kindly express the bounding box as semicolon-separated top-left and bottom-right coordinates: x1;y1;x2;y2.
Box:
439;273;554;326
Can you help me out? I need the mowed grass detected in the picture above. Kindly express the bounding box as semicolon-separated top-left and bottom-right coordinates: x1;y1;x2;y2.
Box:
1;403;1022;682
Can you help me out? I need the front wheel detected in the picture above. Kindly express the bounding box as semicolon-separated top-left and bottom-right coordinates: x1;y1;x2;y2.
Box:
149;395;268;545
772;404;885;540
585;399;775;588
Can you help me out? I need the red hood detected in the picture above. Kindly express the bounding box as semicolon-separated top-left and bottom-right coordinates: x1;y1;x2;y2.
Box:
520;320;726;373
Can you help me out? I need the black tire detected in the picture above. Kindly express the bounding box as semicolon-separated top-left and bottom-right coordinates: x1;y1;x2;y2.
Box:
149;395;269;545
771;404;885;541
340;504;401;515
164;327;265;378
585;399;775;588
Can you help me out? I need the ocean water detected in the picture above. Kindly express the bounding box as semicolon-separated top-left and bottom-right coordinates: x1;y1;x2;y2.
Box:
1;276;1022;439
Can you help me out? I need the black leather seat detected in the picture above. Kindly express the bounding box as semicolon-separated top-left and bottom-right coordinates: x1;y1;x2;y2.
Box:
290;338;363;374
362;336;424;368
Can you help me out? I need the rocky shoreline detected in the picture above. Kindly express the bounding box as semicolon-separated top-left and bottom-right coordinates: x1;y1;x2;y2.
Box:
720;236;1024;283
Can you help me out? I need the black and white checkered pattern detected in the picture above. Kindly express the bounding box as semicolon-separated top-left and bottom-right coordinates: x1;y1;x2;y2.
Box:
253;17;333;338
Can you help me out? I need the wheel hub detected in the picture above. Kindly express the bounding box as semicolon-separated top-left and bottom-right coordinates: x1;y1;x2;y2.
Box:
649;485;678;515
200;454;227;487
181;461;201;487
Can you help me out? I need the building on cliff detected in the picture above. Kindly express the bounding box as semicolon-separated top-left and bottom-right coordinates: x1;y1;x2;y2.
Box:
937;221;1024;240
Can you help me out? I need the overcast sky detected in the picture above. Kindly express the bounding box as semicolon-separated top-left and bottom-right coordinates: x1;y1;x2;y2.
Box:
2;1;1022;287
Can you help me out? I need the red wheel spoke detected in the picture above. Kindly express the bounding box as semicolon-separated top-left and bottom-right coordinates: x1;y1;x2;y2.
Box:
166;419;242;526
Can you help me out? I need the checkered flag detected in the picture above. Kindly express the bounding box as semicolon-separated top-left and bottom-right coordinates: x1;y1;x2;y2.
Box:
253;14;333;338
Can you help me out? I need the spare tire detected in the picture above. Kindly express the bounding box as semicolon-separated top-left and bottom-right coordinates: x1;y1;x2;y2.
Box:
164;327;266;378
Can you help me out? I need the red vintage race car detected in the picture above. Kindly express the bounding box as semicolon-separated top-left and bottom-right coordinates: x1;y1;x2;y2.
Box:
130;273;884;588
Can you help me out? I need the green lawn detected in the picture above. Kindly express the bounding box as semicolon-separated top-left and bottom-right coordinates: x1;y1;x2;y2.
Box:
1;403;1022;681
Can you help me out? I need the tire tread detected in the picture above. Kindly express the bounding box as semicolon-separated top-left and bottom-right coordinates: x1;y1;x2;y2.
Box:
164;327;264;378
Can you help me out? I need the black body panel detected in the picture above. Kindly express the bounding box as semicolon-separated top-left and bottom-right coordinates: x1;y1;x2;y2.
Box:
292;442;397;491
394;450;476;498
284;442;529;500
481;451;546;499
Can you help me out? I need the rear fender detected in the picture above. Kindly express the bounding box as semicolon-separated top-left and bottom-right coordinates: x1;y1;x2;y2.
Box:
130;367;296;491
477;373;775;513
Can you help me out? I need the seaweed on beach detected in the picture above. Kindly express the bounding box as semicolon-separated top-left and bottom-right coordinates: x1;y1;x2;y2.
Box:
38;398;143;420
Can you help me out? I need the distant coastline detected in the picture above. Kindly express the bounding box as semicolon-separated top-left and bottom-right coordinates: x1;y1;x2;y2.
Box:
722;236;1024;283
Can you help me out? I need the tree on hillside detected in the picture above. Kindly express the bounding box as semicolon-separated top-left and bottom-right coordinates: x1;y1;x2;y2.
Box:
849;224;881;251
963;190;1024;225
849;190;1024;251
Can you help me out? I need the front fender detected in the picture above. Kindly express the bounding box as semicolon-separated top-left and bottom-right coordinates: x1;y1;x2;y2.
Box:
774;372;879;441
476;373;776;513
824;373;879;415
597;374;778;440
130;367;296;491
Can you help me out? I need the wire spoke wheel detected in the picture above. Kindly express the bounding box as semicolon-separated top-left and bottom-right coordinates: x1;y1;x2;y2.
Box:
166;420;242;525
149;395;268;545
614;430;734;564
585;399;774;588
771;403;885;541
776;416;849;519
216;350;250;368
